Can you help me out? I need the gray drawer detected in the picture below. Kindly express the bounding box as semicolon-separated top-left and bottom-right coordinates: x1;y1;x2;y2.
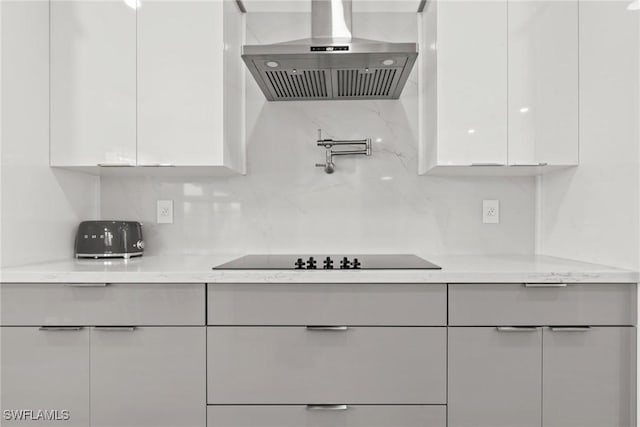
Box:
207;405;447;427
449;283;637;326
207;283;446;325
0;283;205;325
207;326;446;404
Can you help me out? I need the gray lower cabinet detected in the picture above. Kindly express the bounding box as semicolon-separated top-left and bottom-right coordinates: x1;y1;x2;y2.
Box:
542;326;636;427
0;283;205;326
90;326;206;427
206;405;447;427
449;325;637;427
0;327;90;426
448;283;637;326
207;283;447;326
207;326;446;404
448;326;542;427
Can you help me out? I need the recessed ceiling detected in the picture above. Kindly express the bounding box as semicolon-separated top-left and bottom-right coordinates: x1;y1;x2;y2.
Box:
241;0;423;13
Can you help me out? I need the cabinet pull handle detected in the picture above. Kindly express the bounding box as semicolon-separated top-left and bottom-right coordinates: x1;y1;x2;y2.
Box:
306;326;349;332
139;163;175;167
306;405;349;411
94;326;137;332
549;326;591;332
497;326;538;332
470;163;505;167
97;163;134;167
64;283;109;287
39;326;83;331
510;162;549;167
524;283;567;288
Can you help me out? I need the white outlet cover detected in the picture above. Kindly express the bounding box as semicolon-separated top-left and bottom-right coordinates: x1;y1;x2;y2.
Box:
157;200;174;224
483;200;499;224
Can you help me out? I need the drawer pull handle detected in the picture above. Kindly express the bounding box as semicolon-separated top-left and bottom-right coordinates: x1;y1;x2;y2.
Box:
550;326;591;332
524;283;567;288
497;326;538;332
306;326;349;332
306;405;349;411
510;162;549;167
64;283;109;287
39;326;83;331
94;326;137;332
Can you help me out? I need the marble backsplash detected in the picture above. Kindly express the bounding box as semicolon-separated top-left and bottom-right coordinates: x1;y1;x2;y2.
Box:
100;11;536;257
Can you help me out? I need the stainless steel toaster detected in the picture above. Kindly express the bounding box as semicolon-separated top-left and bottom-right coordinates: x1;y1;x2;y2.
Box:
75;221;144;259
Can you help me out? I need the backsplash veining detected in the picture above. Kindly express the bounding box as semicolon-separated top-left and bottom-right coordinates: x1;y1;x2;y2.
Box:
100;12;535;257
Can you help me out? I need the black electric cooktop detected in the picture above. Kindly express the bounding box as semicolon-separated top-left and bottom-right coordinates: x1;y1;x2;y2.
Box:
213;254;441;270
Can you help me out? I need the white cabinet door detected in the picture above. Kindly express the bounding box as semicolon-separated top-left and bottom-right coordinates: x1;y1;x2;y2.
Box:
543;327;636;427
436;0;508;165
0;327;90;426
90;327;206;427
137;0;244;170
50;0;136;167
508;0;579;166
448;327;542;427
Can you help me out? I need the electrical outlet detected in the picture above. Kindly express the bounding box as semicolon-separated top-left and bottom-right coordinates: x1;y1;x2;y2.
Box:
157;200;173;224
483;200;500;224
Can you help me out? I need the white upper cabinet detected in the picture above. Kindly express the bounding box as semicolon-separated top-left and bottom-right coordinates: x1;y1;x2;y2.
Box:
50;0;245;174
137;0;245;170
435;0;508;167
508;0;579;166
50;0;136;167
419;0;579;175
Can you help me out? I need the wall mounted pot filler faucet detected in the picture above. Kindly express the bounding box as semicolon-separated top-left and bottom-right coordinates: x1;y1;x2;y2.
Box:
316;129;372;174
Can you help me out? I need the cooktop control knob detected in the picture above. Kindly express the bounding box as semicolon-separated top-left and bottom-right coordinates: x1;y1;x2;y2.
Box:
306;256;317;269
323;256;334;269
340;257;351;269
294;258;305;269
352;258;361;269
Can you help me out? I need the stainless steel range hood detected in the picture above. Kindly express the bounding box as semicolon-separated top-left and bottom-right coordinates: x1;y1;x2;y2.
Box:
242;0;418;101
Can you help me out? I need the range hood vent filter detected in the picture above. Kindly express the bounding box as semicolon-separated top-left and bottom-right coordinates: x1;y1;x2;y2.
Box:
265;69;330;99
336;68;399;98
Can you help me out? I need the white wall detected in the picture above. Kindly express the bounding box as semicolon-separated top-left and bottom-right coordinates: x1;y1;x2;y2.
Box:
0;0;100;267
540;1;639;271
100;11;537;257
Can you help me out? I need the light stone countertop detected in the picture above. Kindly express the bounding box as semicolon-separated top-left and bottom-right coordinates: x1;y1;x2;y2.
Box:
0;254;636;284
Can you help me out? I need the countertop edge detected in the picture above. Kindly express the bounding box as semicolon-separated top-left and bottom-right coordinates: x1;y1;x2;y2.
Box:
1;270;637;284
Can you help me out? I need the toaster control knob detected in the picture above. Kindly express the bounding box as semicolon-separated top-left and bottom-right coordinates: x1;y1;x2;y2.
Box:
135;240;144;250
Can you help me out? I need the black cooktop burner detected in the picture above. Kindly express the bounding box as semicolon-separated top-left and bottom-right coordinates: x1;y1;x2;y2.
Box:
213;254;441;270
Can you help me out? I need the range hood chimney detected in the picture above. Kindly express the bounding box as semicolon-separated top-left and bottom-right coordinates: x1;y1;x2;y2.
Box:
242;0;418;101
